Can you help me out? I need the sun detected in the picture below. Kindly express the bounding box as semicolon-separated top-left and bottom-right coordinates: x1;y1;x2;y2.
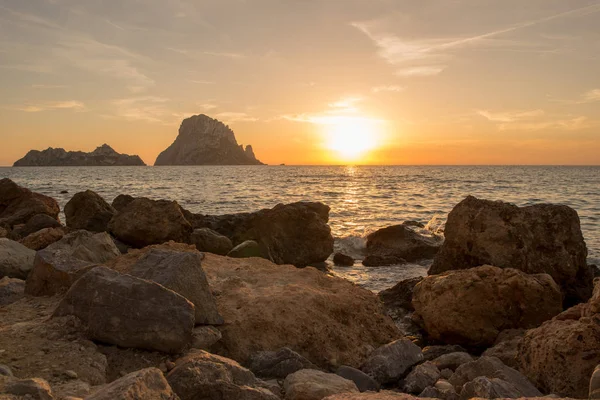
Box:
325;117;381;161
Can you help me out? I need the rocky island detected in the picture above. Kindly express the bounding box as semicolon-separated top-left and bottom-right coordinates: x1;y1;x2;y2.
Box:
13;144;146;166
154;114;264;165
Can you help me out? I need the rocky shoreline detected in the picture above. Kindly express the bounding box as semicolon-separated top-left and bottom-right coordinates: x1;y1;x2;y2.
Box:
1;177;599;400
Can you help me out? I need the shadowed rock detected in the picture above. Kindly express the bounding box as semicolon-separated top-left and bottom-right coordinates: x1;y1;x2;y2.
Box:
85;368;176;400
284;369;359;400
0;238;36;279
360;339;423;384
65;190;116;232
249;348;317;379
0;178;60;229
366;224;441;263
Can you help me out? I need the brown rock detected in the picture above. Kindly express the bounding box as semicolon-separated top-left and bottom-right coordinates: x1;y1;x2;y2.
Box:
284;369;359;400
111;194;135;212
429;196;592;307
590;364;600;399
413;266;563;347
10;213;62;240
64;190;116;232
482;329;525;369
0;178;60;229
366;225;441;262
108;197;193;248
166;350;278;400
360;339;423;384
333;253;354;267
0;238;36;279
323;393;419;400
19;227;64;251
86;368;177;400
189;228;233;255
379;277;423;312
0;377;54;400
0;277;25;306
53;266;195;353
0;227;8;238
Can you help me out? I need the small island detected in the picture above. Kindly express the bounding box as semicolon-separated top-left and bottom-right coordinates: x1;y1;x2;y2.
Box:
154;114;264;165
13;144;146;167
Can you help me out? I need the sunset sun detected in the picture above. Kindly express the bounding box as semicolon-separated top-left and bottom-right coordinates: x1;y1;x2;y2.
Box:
324;117;381;162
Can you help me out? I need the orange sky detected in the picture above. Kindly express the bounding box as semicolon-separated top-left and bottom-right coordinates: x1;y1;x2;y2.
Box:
1;0;599;166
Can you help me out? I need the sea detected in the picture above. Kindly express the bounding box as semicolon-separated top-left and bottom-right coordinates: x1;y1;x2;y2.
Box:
1;165;598;293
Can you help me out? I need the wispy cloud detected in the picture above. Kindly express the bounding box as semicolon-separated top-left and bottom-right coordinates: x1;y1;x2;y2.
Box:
583;89;600;103
111;96;173;123
478;108;594;131
477;109;545;123
396;66;446;77
191;80;216;85
8;100;86;113
328;97;363;113
168;48;245;59
198;103;218;111
215;112;258;123
372;85;404;93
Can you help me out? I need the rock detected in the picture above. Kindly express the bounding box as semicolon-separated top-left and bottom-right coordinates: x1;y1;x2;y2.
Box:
155;114;264;165
111;194;135;212
421;346;467;362
360;339;423;384
227;240;265;259
0;178;60;229
190;228;233;255
191;326;222;350
459;376;524;400
335;366;380;393
126;249;223;325
53;266;195;353
19;227;64;251
166;350;277;400
333;253;354;267
64;190;116;232
429;196;592;307
53;380;91;399
13;144;146;166
325;394;423;400
25;231;121;296
440;369;453;380
108;197;193;248
0;277;25;306
449;356;541;397
191;201;334;267
362;255;407;267
430;353;474;372
403;362;441;394
0;238;36;279
590;365;600;399
379;277;423;312
106;246;400;370
283;369;359;400
0;365;13;377
481;329;524;369
413;266;563;347
365;225;440;263
85;368;175;400
1;377;54;400
249;348;317;380
11;213;62;239
0;227;8;238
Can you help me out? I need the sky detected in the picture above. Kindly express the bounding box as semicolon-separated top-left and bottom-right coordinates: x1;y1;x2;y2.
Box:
0;0;599;166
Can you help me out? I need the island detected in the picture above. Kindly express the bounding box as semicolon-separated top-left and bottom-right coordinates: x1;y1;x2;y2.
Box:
154;114;264;165
13;144;146;166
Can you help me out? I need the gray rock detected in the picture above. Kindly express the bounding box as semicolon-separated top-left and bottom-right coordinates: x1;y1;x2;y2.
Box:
190;228;233;255
11;213;62;239
0;364;13;377
228;240;264;259
85;368;175;400
591;364;600;399
449;356;542;397
127;249;223;325
0;276;25;306
379;277;423;312
481;329;524;369
420;385;458;400
0;238;36;279
335;366;380;393
167;350;278;400
13;144;145;166
53;266;195;353
155;114;264;166
191;326;222;350
360;338;424;384
249;347;317;380
64;190;116;232
403;362;441;394
2;377;54;400
440;369;453;380
459;376;524;400
366;224;441;262
45;230;121;264
430;352;474;371
283;369;358;400
422;345;468;362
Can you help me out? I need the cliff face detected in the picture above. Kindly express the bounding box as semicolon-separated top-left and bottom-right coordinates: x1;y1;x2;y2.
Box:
154;114;264;166
13;144;146;166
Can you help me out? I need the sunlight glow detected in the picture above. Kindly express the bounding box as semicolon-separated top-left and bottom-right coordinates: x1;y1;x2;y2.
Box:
323;117;382;161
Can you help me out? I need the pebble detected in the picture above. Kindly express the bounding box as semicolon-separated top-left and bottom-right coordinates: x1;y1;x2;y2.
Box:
65;370;78;379
165;361;176;371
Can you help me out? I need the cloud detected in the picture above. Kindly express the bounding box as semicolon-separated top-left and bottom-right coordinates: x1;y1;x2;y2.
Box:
191;80;216;85
111;96;173;123
396;66;446;77
499;116;591;131
583;89;600;103
8;100;86;112
477;109;545;122
372;85;404;93
215;112;258;123
328;97;363;113
168;48;245;59
198;103;218;111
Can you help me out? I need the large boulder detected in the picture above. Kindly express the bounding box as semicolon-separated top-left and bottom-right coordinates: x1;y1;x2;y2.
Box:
283;369;359;400
19;227;64;250
0;238;36;279
365;225;441;263
335;366;380;393
191;202;334;267
86;368;176;400
0;178;60;229
25;231;121;296
105;243;400;369
412;266;563;347
360;339;423;384
64;190;116;232
53;266;195;353
166;350;278;400
122;248;223;325
190;228;233;255
10;213;62;239
403;362;441;394
108;197;193;247
590;365;600;399
429;196;592;306
517;284;600;398
0;277;25;306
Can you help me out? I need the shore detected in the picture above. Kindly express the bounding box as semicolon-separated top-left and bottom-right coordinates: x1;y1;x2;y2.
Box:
1;177;599;400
